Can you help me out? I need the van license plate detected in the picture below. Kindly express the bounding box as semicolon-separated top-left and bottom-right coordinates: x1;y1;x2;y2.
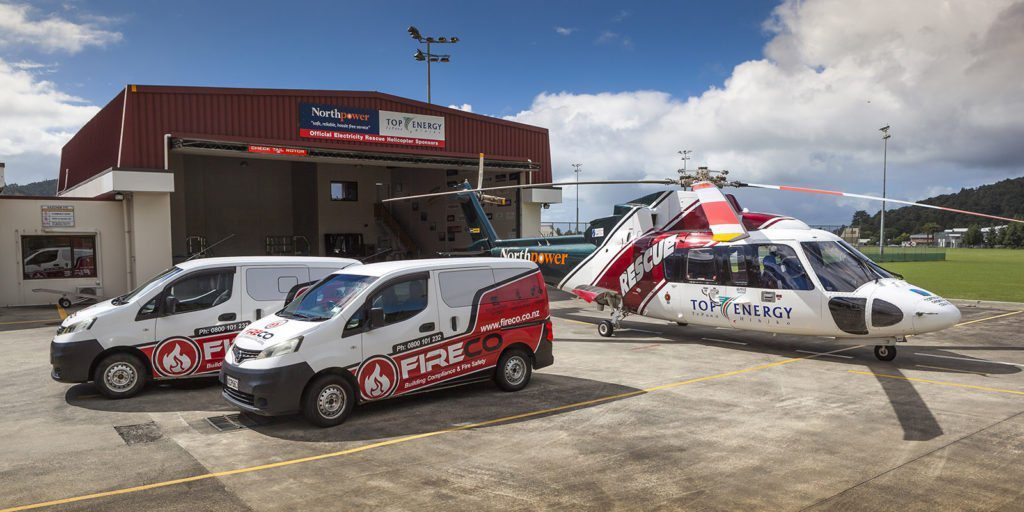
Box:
226;376;239;390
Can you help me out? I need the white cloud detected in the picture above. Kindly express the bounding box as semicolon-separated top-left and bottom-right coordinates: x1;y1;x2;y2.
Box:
510;0;1024;225
554;26;576;36
0;2;122;53
595;30;619;44
448;103;473;112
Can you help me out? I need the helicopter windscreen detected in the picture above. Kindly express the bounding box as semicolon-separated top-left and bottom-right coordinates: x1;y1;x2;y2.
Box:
800;241;891;292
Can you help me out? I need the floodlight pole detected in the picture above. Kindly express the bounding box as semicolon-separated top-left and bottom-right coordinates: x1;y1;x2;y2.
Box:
409;27;458;105
879;125;891;255
426;40;432;104
572;163;582;233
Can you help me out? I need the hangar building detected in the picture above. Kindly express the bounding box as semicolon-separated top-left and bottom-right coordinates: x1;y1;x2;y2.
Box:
1;85;558;305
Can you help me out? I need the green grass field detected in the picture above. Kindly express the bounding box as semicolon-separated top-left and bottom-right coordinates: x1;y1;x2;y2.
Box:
880;248;1024;302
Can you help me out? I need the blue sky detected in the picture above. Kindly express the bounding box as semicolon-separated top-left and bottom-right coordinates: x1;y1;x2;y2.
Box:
2;0;1022;226
34;0;774;113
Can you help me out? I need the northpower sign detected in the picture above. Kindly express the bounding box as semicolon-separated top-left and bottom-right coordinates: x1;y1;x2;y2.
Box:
298;103;445;148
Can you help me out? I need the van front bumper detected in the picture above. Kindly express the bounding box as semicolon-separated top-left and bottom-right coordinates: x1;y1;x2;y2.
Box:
220;361;315;416
50;339;103;383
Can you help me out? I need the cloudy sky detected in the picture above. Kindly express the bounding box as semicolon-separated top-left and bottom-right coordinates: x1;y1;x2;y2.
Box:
1;0;1021;224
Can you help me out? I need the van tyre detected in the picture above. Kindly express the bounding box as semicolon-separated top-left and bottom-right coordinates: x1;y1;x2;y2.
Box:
598;320;615;337
874;345;897;362
93;353;146;399
495;349;532;392
302;375;355;428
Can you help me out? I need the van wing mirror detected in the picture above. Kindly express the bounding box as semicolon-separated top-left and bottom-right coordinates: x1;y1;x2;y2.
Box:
369;307;385;328
164;295;178;315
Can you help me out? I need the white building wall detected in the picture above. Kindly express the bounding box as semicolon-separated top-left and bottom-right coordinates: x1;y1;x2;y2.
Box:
0;198;128;307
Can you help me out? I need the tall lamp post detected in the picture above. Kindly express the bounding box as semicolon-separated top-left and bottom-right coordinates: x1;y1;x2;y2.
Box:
408;26;458;104
679;149;692;171
879;125;891;255
572;163;582;233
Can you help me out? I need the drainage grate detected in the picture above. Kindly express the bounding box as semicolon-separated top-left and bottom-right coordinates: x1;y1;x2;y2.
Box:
206;413;249;432
114;421;163;445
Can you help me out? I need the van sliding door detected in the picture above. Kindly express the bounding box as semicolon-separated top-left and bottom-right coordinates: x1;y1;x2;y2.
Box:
436;268;496;338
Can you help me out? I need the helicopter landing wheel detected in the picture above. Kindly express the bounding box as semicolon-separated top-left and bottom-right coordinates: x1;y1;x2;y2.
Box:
874;345;897;362
676;321;688;327
598;320;615;337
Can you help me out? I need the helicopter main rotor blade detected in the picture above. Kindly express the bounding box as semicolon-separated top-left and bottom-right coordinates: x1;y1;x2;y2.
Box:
743;183;1024;225
379;179;677;203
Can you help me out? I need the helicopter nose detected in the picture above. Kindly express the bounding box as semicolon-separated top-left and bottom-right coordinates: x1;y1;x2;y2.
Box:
912;297;961;334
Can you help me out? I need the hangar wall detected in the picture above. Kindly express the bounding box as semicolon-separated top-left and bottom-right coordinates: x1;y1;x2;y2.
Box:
0;197;128;307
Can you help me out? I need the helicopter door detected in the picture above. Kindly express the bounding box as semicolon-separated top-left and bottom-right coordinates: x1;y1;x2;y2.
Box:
742;244;821;335
436;268;496;338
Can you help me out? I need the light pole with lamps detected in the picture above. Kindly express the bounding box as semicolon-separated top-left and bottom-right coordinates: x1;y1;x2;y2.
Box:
572;163;582;233
408;26;458;104
879;125;891;255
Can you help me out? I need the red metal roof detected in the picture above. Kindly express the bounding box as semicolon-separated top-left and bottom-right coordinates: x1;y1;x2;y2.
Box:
59;85;552;191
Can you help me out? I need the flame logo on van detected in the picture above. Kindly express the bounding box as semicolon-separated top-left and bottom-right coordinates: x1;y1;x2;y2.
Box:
164;345;191;373
153;337;201;377
358;356;399;400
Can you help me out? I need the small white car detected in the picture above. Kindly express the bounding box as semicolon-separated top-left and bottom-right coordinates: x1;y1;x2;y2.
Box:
50;256;359;398
220;258;554;427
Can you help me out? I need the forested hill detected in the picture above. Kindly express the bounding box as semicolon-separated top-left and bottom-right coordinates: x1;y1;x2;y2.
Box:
850;176;1024;238
1;179;57;196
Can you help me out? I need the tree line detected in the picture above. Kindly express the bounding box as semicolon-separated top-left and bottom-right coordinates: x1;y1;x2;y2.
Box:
847;176;1024;247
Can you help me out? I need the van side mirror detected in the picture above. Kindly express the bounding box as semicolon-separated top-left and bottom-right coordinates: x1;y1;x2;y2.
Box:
369;307;385;328
164;295;178;315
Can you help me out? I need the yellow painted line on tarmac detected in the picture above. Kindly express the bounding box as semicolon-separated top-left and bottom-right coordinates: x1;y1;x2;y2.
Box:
56;304;67;321
0;319;61;326
955;310;1023;328
848;370;1024;396
0;345;861;512
915;364;989;376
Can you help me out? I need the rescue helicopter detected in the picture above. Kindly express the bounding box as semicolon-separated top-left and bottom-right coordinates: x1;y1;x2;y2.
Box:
382;166;1023;361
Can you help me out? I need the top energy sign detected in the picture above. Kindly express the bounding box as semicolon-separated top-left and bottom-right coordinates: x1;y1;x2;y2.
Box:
298;103;446;148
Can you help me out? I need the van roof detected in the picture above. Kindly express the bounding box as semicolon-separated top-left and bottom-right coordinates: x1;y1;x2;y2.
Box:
334;257;536;277
175;256;359;271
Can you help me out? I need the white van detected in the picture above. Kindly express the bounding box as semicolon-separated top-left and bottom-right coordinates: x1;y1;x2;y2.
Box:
50;256;359;398
220;258;554;427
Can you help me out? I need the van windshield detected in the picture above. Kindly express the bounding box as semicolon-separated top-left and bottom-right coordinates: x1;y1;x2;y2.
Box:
113;266;184;304
279;274;377;321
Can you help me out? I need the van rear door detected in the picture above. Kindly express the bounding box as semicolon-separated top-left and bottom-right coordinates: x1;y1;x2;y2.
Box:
241;266;311;320
436;268;495;337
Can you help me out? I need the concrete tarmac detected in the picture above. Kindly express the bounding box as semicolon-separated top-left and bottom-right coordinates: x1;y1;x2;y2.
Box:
1;297;1023;511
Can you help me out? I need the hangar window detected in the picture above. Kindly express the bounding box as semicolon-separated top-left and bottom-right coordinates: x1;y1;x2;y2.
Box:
21;235;97;280
330;181;358;201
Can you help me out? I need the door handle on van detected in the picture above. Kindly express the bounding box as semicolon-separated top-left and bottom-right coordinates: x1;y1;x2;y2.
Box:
419;322;435;333
219;313;237;321
451;316;458;331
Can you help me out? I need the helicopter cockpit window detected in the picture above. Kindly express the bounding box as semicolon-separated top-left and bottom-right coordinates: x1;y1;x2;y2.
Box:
754;245;813;291
686;249;718;283
801;241;885;292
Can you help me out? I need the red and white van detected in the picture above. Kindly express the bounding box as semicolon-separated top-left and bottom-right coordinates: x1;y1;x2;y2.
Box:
220;258;554;427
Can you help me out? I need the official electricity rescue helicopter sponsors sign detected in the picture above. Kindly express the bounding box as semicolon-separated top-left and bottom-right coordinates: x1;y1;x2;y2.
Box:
298;102;446;148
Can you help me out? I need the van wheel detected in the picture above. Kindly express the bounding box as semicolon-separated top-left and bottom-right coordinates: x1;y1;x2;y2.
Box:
495;349;532;392
302;375;355;428
93;353;146;399
598;320;615;337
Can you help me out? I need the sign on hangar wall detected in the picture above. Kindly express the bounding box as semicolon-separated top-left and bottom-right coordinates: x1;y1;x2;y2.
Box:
298;102;446;148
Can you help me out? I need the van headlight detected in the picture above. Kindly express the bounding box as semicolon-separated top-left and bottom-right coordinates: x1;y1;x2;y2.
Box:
256;336;303;360
56;318;95;335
